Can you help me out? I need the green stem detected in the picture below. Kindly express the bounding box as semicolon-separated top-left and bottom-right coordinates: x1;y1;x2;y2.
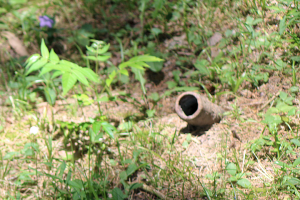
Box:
183;0;190;47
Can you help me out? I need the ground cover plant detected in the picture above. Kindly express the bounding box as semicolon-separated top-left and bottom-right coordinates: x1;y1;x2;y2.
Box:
1;0;300;199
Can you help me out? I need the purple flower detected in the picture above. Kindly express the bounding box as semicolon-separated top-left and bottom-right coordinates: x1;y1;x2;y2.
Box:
39;15;54;28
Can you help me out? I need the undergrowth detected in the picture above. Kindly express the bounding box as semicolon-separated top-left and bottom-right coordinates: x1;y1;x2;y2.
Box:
1;0;300;199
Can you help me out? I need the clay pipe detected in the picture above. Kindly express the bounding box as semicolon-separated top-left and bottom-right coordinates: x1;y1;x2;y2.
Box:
175;91;224;128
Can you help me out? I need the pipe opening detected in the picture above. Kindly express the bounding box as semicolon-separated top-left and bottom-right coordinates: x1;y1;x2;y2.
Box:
179;94;198;116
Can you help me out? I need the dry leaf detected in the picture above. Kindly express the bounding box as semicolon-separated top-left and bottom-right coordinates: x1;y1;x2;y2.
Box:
2;31;29;56
208;32;222;46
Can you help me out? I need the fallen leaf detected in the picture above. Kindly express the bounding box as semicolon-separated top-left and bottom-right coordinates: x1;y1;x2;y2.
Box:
208;32;222;46
2;31;29;56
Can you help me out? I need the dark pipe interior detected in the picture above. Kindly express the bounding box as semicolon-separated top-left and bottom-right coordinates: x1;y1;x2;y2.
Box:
179;95;198;116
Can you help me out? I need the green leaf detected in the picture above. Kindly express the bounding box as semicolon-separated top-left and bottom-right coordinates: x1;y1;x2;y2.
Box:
25;54;41;68
290;86;299;93
44;87;56;106
291;56;300;62
92;121;102;134
67;180;83;190
148;92;160;102
41;39;49;59
85;55;111;62
86;43;110;54
110;159;118;166
62;72;77;95
119;55;163;70
86;42;110;54
25;76;43;87
146;109;156;117
49;49;59;63
151;27;162;35
291;139;300;147
25;57;48;75
43;63;71;72
57;161;66;179
43;172;63;182
194;60;210;75
263;114;282;126
233;72;247;93
130;55;163;62
267;6;285;12
166;81;177;89
119;171;127;181
132;68;146;94
285;177;300;186
106;70;117;87
293;157;300;167
97;43;110;54
72;69;89;86
9;0;27;5
0;8;7;15
237;178;252;188
59;60;76;68
73;94;94;106
228;176;238;182
118;121;133;131
119;69;128;76
279;91;288;100
118;61;129;69
279;16;286;35
76;67;100;83
39;63;61;76
101;121;116;139
147;61;164;72
126;163;138;177
172;70;181;83
129;183;143;191
51;71;63;79
226;163;237;176
163;86;199;96
56;188;68;194
3;151;19;160
128;62;146;70
138;61;151;68
112;187;127;200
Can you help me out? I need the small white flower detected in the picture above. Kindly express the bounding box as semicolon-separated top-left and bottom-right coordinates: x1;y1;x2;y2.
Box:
30;126;39;135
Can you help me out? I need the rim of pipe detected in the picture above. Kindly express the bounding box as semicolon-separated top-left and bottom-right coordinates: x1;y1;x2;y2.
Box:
175;91;203;120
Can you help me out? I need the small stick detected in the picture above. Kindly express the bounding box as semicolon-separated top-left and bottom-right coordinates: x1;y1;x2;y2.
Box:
258;91;280;112
142;184;170;200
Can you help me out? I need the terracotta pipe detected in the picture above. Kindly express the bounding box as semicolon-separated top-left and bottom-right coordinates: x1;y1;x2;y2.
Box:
175;92;224;128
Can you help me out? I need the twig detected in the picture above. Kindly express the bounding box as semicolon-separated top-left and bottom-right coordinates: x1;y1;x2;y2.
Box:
142;184;170;200
258;91;281;112
240;101;264;106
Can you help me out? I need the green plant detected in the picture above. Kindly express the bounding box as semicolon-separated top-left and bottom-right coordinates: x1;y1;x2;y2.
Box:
25;39;100;99
225;162;252;189
145;92;162;117
84;39;111;74
42;160;108;199
200;172;225;199
103;53;163;116
251;92;298;159
112;158;146;200
70;24;96;47
271;146;300;198
248;65;269;88
0;149;11;183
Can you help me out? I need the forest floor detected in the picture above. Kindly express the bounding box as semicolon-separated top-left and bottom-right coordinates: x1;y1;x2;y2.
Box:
1;0;300;199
